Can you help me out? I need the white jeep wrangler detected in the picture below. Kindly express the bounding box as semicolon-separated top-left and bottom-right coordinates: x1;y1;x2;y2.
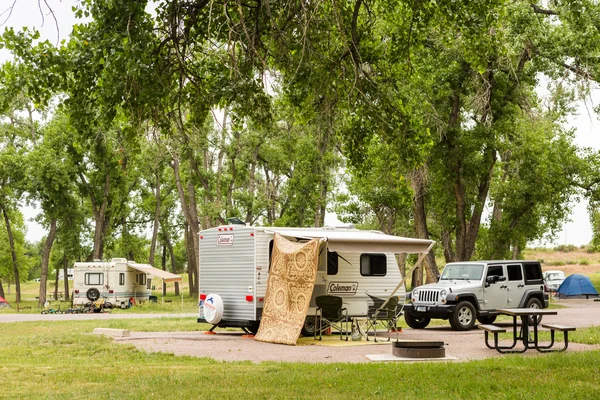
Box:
403;260;548;331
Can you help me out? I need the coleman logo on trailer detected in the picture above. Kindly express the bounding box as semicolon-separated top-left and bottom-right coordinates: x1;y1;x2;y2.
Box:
328;282;358;295
216;234;234;246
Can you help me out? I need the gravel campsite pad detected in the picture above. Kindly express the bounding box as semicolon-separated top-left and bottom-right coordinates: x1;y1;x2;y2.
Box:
111;299;600;363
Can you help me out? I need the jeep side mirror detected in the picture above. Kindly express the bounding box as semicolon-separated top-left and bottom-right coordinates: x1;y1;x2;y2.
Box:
497;276;506;282
486;276;498;284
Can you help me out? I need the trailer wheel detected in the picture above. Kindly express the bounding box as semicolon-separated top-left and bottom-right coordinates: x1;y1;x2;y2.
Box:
301;316;318;336
86;288;100;301
247;323;260;335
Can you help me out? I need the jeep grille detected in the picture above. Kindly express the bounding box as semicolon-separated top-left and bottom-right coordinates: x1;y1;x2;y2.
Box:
417;289;440;304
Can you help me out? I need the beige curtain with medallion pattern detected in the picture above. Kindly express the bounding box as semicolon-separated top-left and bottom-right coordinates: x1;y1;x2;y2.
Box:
254;233;319;345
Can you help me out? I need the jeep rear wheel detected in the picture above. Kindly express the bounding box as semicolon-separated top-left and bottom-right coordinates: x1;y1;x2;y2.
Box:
526;298;543;326
450;301;476;331
404;313;431;329
477;315;497;324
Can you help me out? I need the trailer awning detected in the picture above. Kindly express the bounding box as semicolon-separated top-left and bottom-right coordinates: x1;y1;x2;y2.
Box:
126;262;182;283
263;228;434;254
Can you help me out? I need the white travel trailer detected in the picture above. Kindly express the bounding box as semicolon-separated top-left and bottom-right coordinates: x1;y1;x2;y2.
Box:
198;225;434;334
72;258;182;308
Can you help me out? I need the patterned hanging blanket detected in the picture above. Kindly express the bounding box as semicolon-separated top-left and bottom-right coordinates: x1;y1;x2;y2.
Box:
254;233;319;345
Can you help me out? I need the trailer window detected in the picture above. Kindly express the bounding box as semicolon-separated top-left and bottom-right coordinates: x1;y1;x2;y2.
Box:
360;254;387;276
327;251;339;275
119;273;125;285
136;274;147;285
85;273;104;286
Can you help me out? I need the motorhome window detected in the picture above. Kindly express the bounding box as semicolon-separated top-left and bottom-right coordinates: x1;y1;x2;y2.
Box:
360;254;387;276
507;264;523;281
119;273;125;286
327;251;339;275
84;273;103;286
137;274;147;285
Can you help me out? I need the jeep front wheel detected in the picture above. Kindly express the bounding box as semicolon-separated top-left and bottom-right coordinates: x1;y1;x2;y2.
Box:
450;301;476;331
525;298;543;326
404;313;431;329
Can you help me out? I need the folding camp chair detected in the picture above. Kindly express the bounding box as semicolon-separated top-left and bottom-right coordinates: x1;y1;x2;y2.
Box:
315;295;350;341
364;294;399;342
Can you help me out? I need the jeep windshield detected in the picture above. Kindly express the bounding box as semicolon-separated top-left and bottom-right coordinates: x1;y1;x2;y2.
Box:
440;264;485;281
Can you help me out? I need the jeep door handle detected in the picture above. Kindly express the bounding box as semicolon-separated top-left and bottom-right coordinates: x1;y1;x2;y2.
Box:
500;285;507;289
517;284;524;288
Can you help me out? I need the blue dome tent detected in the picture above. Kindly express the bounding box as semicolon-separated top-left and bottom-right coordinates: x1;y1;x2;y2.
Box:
557;274;599;299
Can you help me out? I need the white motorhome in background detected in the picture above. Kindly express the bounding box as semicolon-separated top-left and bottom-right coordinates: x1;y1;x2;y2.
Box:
72;258;182;308
198;225;434;335
58;268;74;281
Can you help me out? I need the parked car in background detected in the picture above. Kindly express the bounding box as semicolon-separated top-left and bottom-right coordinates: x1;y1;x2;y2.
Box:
543;270;565;292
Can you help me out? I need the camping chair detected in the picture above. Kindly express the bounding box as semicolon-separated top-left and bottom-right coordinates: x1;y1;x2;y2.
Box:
364;294;400;342
315;295;350;341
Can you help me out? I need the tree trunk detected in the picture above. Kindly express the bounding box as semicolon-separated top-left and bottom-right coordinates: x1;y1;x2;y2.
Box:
411;167;439;283
54;263;59;301
245;146;259;224
161;244;167;297
87;169;111;260
149;171;161;266
2;206;21;303
63;254;70;302
411;266;422;290
396;254;407;281
0;281;4;298
164;228;180;296
184;223;196;296
38;218;57;307
172;157;199;296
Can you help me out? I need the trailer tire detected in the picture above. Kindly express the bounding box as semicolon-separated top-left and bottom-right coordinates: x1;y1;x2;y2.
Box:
86;288;100;301
301;316;318;336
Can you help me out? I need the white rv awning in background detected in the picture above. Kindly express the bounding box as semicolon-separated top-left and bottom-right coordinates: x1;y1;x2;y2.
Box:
264;228;434;254
126;262;182;283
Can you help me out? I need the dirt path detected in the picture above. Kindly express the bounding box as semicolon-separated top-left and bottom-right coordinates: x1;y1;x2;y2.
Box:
112;299;600;363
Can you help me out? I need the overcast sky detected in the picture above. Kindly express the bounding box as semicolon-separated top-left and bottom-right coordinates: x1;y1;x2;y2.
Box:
3;0;600;246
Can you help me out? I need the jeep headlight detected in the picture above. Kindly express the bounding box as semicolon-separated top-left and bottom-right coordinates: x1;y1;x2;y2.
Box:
440;289;447;303
412;289;419;302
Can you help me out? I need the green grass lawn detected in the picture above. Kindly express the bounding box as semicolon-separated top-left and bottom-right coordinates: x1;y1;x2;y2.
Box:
1;318;600;399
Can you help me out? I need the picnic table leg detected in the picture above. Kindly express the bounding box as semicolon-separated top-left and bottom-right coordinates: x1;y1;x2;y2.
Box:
536;329;570;353
494;316;526;354
533;324;556;351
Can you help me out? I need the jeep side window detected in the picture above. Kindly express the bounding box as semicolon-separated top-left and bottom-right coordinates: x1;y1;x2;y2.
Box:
523;262;543;284
486;265;504;278
507;264;523;281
